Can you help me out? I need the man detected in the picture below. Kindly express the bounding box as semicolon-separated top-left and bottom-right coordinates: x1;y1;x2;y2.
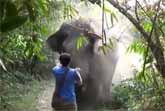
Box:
51;53;82;111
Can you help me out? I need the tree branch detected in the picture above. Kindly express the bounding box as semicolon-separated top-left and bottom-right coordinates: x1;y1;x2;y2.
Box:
87;0;165;77
108;0;165;77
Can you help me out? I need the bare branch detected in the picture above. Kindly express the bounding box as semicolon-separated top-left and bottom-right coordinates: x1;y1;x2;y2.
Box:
135;0;140;22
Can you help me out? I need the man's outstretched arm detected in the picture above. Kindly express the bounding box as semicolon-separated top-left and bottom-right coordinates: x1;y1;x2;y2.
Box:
75;68;83;85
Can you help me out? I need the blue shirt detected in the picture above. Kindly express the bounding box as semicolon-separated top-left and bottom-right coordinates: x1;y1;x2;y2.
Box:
52;66;78;103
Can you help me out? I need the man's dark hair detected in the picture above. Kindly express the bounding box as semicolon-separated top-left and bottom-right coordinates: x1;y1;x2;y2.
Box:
59;53;71;67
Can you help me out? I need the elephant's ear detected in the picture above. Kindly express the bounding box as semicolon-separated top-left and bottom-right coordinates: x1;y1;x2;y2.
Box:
46;30;68;51
46;32;57;51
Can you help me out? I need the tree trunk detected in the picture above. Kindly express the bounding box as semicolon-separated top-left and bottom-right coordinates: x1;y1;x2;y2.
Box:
107;0;165;77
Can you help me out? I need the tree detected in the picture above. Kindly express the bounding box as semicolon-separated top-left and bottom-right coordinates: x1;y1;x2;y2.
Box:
86;0;165;77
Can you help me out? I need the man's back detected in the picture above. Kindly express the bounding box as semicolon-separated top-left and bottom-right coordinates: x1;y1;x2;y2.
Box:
52;66;78;103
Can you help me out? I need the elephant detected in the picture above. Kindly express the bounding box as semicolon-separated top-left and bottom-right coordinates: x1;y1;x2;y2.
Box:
47;19;119;106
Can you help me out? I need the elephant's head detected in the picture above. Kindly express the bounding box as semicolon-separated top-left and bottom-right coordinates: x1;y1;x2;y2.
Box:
46;20;101;55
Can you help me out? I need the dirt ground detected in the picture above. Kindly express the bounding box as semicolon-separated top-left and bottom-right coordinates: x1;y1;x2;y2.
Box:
36;81;122;111
36;81;54;111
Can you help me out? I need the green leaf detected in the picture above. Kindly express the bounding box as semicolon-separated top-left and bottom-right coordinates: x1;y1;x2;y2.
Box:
25;1;36;21
127;39;146;55
1;16;28;32
40;26;48;35
142;20;152;32
36;0;49;16
36;54;45;62
76;35;87;50
109;38;113;47
104;6;113;14
110;14;114;27
98;45;109;55
69;5;78;17
103;2;118;24
111;13;118;22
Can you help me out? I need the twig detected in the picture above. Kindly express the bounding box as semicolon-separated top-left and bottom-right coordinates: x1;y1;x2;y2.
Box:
141;0;161;76
136;0;165;36
102;0;105;45
135;0;140;22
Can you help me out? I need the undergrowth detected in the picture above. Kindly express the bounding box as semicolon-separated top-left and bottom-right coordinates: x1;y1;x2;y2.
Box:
111;70;165;111
0;71;46;111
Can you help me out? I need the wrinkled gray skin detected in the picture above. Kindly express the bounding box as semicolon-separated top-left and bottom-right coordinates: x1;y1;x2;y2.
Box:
47;20;118;105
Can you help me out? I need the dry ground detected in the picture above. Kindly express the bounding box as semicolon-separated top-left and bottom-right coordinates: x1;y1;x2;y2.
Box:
36;81;122;111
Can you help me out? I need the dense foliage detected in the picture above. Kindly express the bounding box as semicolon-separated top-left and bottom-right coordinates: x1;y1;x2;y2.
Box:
0;0;61;72
0;0;65;110
112;69;165;111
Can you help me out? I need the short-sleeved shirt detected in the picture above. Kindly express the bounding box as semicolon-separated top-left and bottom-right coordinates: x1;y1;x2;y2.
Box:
52;66;79;103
